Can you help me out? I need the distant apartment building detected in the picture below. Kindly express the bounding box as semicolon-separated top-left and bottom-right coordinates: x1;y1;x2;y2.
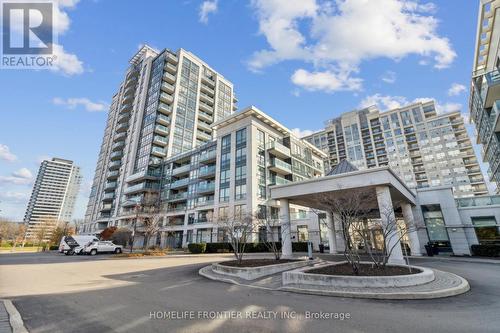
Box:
304;101;488;197
83;46;237;234
24;158;82;239
469;0;500;191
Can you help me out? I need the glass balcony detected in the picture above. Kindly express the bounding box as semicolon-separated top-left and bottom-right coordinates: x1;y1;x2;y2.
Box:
197;120;212;132
172;164;191;176
156;114;170;126
151;146;166;157
269;158;292;175
270;175;291;186
153;135;168;146
123;182;159;195
160;92;174;104
197;182;215;193
166;52;178;64
104;182;117;191
112;141;125;151
125;169;161;183
171;178;190;189
456;195;500;208
161;82;175;94
116;122;128;133
117;112;130;124
199;165;216;178
199;150;216;163
120;103;132;112
163;72;176;84
481;69;500;108
168;192;188;202
200;92;214;104
102;192;115;201
199;101;213;113
154;124;169;135
107;170;119;180
197;199;214;207
197;131;212;141
109;160;121;170
110;151;122;161
158;102;172;115
198;110;213;122
164;62;177;74
114;132;126;142
267;141;291;159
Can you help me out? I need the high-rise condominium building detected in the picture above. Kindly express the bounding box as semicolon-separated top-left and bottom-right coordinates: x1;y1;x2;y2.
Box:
83;46;237;233
304;100;488;197
100;106;325;248
24;158;82;239
469;0;500;191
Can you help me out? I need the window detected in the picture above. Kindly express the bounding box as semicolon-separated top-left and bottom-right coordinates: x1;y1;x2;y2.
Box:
471;216;499;244
422;205;449;242
219;187;229;202
236;128;247;146
235;184;246;200
297;225;308;241
234;204;246;220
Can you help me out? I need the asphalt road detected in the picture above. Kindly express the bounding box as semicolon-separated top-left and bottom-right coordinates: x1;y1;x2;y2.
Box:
1;252;499;333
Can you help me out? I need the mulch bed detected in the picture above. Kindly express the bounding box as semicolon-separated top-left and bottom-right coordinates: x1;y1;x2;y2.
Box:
219;259;300;267
307;263;421;276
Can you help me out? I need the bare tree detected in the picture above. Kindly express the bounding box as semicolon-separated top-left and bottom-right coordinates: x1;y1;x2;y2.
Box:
129;194;162;252
0;220;26;248
140;208;162;250
255;213;286;260
316;189;376;275
34;218;58;251
212;211;256;264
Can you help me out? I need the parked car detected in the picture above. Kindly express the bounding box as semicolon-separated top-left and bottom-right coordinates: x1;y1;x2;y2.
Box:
82;240;123;255
59;235;98;255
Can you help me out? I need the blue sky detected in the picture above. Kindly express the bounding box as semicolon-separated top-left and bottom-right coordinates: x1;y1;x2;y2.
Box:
0;0;490;221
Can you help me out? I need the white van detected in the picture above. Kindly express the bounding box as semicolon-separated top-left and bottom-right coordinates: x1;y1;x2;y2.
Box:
59;235;98;255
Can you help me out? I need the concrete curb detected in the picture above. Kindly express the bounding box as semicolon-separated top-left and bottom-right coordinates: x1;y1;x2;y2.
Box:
2;300;27;333
199;265;470;300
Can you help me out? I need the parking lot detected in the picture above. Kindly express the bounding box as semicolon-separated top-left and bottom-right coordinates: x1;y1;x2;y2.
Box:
1;252;500;333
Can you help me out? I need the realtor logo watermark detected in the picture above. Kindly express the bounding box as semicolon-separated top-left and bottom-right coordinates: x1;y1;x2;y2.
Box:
1;0;57;69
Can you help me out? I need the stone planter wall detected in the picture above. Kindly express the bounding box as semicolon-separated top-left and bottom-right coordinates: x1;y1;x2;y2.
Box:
282;261;435;288
212;259;317;281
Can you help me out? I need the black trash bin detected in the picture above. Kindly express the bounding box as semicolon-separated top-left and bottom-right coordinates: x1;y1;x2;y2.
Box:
425;244;434;257
319;244;325;253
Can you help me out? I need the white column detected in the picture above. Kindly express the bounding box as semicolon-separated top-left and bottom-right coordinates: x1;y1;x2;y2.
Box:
326;212;337;254
280;199;293;258
375;186;405;265
402;203;422;256
333;213;345;252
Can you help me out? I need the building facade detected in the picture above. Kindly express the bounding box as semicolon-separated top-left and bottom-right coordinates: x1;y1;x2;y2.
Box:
469;0;500;191
24;158;82;239
104;106;326;248
83;46;237;234
305;100;488;197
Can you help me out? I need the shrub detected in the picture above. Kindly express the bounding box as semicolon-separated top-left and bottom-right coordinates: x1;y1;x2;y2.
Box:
49;245;59;251
471;244;500;257
205;242;233;253
292;242;309;252
188;243;206;254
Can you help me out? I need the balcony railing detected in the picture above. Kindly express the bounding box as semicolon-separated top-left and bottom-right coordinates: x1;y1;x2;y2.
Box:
172;164;191;175
171;178;190;188
197;182;215;193
199;165;216;177
267;141;291;159
158;102;172;114
199;150;216;163
456;195;500;207
156;114;170;125
155;124;169;135
270;175;291;186
126;169;161;183
269;158;292;174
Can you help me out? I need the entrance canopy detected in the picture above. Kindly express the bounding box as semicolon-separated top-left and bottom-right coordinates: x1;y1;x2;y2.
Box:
270;166;416;211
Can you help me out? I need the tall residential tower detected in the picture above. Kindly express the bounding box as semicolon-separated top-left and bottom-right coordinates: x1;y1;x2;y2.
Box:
305;100;488;197
469;0;500;191
84;46;237;234
24;158;82;239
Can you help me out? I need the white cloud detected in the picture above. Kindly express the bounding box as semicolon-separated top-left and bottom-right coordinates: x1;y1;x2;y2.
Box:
249;0;456;92
0;144;17;162
381;71;397;84
291;68;362;93
199;0;218;24
291;128;317;138
359;94;409;110
53;97;108;112
0;168;33;185
439;102;462;113
50;43;84;76
0;191;30;203
448;83;467;96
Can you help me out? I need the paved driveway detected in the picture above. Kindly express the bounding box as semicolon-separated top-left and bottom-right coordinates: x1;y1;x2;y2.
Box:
1;252;499;333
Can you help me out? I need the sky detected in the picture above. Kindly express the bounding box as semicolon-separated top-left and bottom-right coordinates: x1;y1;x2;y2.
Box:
0;0;492;221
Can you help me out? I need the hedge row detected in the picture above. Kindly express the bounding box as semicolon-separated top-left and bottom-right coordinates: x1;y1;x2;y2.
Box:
189;242;309;254
471;244;500;257
187;243;206;254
